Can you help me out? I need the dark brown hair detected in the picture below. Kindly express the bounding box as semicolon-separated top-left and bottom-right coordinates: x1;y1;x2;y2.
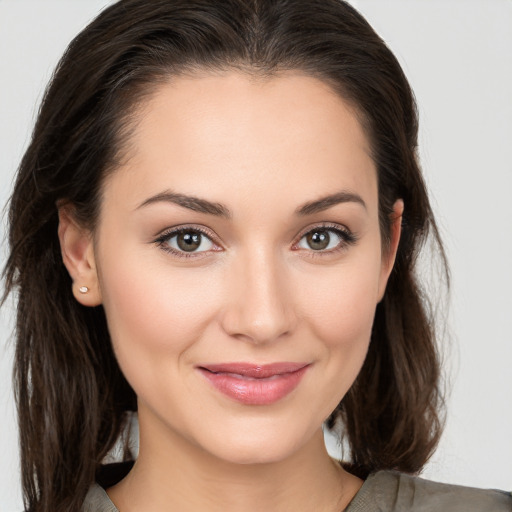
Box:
2;1;447;510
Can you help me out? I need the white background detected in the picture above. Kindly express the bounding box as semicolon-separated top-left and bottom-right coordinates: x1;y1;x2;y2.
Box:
1;1;511;510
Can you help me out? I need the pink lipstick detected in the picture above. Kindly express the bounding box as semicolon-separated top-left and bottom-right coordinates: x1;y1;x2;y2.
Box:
197;362;309;405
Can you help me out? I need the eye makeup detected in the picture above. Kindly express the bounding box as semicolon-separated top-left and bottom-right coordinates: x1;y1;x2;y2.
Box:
152;221;358;260
292;222;358;259
153;225;222;259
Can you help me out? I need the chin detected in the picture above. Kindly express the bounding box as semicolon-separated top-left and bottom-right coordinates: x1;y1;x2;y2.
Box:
211;443;298;466
194;420;317;466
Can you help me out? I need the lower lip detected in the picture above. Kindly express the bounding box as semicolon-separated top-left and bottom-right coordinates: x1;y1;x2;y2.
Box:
198;365;309;405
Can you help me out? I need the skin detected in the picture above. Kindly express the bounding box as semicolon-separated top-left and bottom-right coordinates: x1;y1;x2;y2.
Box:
59;72;402;512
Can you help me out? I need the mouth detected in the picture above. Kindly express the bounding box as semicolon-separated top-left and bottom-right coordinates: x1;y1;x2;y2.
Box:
197;362;310;405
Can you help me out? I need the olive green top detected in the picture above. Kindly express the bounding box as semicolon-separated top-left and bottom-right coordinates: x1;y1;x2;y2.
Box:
82;469;512;511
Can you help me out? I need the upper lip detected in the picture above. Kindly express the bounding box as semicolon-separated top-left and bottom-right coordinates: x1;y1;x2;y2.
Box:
198;362;309;379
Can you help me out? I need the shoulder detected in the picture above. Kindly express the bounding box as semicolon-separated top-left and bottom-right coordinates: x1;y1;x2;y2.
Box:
346;470;512;512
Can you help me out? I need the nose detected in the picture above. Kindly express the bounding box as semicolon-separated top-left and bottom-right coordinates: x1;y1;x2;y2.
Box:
220;248;297;344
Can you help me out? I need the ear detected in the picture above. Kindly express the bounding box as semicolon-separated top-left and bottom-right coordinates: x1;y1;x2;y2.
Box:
57;204;102;306
377;199;404;301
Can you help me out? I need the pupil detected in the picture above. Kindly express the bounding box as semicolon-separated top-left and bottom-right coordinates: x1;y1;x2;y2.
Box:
177;232;201;252
307;230;330;250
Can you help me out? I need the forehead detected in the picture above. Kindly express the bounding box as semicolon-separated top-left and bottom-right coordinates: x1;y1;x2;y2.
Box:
103;71;377;217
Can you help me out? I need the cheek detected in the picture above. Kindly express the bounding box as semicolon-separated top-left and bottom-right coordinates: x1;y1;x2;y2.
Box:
296;254;382;409
97;246;222;378
301;260;381;350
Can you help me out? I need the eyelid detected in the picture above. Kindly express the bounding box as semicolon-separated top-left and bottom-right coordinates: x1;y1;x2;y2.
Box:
152;221;357;260
153;224;223;258
292;222;358;254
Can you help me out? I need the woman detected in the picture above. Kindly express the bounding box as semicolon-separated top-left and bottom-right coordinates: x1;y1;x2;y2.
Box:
2;0;511;511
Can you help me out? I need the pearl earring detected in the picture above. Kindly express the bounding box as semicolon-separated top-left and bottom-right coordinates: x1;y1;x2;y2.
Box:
79;286;89;294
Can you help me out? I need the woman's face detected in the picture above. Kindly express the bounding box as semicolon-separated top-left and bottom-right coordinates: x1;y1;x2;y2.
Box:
70;72;401;465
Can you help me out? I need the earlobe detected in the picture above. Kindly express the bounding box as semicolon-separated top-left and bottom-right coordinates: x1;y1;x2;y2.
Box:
377;199;404;301
57;205;102;306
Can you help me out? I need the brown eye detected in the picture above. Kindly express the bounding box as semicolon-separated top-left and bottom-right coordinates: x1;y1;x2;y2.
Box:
177;231;202;252
296;226;356;253
157;228;216;255
306;230;331;250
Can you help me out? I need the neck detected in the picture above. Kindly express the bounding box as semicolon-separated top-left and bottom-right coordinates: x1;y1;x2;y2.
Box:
107;408;362;512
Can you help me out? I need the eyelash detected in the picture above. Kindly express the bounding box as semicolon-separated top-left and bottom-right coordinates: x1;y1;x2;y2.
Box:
153;223;358;259
294;223;358;258
154;225;219;259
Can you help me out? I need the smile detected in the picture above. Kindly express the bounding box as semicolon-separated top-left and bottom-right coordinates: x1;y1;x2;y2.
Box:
197;362;310;405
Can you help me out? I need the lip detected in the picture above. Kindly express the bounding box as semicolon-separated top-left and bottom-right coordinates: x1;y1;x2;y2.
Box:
197;362;310;405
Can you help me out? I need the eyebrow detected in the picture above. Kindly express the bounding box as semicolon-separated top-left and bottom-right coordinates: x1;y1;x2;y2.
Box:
136;191;231;218
136;189;366;217
295;191;366;215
